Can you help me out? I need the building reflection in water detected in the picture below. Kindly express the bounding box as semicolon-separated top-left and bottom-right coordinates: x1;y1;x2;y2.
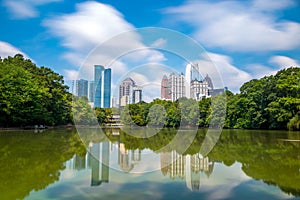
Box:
89;142;110;186
160;151;214;191
118;143;141;172
65;127;214;191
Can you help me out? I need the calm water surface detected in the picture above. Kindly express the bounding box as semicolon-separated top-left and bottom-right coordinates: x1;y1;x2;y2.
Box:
0;128;300;200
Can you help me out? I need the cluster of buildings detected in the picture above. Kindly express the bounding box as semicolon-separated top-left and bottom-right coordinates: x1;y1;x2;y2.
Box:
161;63;224;101
71;65;143;108
71;62;225;108
71;65;112;108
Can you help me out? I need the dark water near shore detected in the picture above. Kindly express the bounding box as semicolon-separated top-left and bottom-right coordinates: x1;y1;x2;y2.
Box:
1;128;300;200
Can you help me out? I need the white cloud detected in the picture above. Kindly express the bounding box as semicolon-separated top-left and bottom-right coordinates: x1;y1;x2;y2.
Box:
269;55;299;68
43;1;135;50
164;0;300;52
151;38;167;48
3;0;62;19
43;1;166;87
252;0;295;11
196;53;300;93
245;55;299;80
196;52;252;92
0;41;29;59
64;70;79;81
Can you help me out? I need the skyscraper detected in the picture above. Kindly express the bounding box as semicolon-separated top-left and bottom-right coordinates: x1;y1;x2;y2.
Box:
103;68;111;108
204;74;214;89
94;65;111;108
89;81;94;102
71;79;88;97
119;78;135;107
169;72;185;101
94;65;105;108
132;86;142;104
185;63;200;98
161;75;171;100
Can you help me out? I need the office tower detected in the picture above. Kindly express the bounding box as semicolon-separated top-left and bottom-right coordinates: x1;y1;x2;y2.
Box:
71;79;88;97
190;79;209;100
89;81;94;102
161;75;171;100
119;78;135;107
103;69;111;108
77;79;88;97
169;72;185;101
71;80;76;95
94;65;105;108
132;86;142;104
185;63;201;98
204;74;213;89
94;65;111;108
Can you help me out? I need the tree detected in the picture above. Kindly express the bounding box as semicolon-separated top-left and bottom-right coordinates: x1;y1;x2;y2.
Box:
0;54;72;127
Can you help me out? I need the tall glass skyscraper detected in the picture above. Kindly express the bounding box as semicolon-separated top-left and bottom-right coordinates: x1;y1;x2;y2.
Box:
89;81;94;102
94;65;105;108
94;65;111;108
103;68;111;108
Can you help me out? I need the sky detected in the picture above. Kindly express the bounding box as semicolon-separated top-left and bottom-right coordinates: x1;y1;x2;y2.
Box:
0;0;300;100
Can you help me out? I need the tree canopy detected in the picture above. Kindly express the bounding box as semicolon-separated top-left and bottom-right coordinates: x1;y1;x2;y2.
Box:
0;54;72;127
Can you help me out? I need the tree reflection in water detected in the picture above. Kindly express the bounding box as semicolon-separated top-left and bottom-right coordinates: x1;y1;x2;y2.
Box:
0;128;300;199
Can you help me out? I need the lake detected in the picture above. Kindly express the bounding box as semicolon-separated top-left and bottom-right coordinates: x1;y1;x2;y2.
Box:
0;128;300;200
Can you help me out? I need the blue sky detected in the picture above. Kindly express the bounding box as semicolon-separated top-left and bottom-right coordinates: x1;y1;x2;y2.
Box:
0;0;300;98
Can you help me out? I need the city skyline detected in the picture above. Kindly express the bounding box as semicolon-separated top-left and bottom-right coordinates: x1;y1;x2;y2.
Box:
1;0;299;96
71;62;221;105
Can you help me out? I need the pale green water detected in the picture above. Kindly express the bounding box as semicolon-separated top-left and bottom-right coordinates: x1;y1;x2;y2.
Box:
0;128;300;200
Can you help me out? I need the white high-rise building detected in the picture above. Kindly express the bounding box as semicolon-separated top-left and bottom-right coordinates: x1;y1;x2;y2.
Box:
169;72;185;101
185;63;200;98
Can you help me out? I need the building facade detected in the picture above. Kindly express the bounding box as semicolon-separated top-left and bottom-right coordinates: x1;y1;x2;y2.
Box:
103;68;111;108
169;72;185;101
185;63;201;98
119;78;134;107
190;79;209;100
94;65;105;108
71;79;88;97
89;81;94;102
132;86;143;104
94;65;111;108
161;75;171;100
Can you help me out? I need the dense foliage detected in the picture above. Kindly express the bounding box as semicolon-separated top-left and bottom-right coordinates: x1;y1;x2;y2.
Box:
0;54;72;127
225;67;300;130
120;98;215;128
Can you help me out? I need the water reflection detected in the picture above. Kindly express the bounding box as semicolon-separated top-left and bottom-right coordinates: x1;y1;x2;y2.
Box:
161;152;214;191
1;128;300;199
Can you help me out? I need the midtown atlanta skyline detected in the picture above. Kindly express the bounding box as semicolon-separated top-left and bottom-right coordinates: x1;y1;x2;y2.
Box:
0;0;299;98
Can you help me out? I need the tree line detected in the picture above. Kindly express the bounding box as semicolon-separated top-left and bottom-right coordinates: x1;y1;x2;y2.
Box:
120;67;299;130
0;54;299;130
